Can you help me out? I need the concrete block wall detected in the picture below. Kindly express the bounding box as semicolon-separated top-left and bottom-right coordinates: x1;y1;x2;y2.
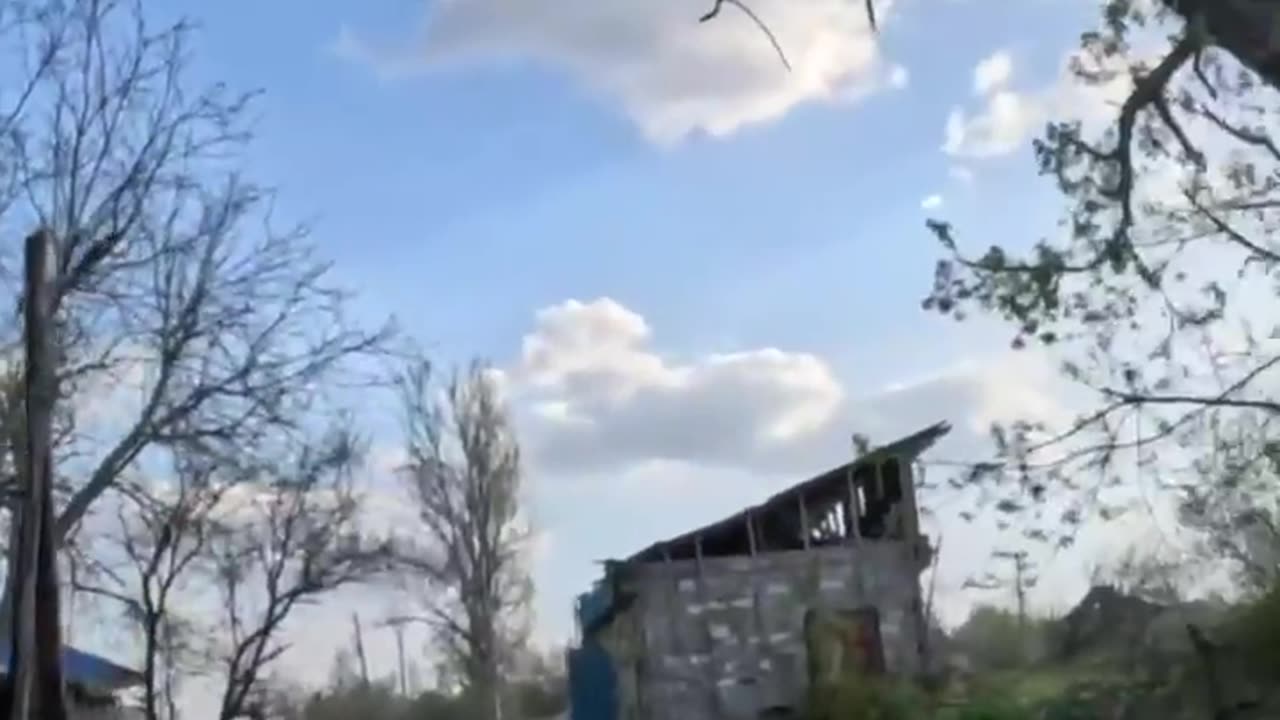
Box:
601;541;924;720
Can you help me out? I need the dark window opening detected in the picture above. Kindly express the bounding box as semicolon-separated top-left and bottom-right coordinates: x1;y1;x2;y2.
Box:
859;459;906;540
882;458;903;503
643;456;912;562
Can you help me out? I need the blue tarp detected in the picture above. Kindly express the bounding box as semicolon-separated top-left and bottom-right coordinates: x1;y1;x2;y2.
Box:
0;645;143;691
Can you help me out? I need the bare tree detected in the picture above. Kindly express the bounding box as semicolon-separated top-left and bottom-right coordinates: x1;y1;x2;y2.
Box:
75;441;237;720
0;0;388;630
395;360;531;720
208;425;392;720
72;424;390;720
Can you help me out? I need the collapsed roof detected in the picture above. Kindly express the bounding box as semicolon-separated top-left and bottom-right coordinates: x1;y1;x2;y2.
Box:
625;421;951;563
575;422;951;636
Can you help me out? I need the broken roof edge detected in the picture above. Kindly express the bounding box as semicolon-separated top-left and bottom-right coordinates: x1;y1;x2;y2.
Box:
0;645;143;692
624;420;951;564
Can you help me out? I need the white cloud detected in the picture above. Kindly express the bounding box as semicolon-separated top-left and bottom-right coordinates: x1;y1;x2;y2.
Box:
512;298;844;472
857;351;1070;459
943;90;1043;158
962;351;1069;434
972;50;1013;95
888;64;910;89
336;0;902;143
943;45;1133;159
943;50;1032;158
921;193;943;210
507;297;1071;479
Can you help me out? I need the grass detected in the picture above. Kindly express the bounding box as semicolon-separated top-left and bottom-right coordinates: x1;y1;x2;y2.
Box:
929;655;1202;720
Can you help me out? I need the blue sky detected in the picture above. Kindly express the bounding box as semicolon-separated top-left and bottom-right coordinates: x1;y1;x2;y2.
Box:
94;0;1189;696
167;0;1083;364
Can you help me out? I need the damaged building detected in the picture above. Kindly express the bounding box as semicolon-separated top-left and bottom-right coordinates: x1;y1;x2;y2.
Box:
567;422;948;720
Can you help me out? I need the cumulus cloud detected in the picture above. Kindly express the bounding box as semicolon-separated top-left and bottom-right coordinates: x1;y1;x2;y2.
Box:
508;297;1067;478
943;47;1131;159
513;298;844;472
921;193;943;210
944;90;1042;158
335;0;905;143
858;351;1069;455
941;49;1042;158
972;50;1013;95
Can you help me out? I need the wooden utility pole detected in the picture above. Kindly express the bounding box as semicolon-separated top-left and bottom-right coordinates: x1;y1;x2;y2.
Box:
964;548;1039;663
379;616;417;697
921;534;943;672
6;229;68;720
351;613;370;687
394;624;406;697
992;550;1034;632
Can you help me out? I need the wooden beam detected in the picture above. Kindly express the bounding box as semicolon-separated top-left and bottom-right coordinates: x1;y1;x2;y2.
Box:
901;459;922;540
846;467;862;544
797;494;811;549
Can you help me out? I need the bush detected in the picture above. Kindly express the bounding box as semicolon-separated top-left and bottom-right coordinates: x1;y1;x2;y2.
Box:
950;605;1052;671
1224;581;1280;679
806;674;930;720
806;676;1038;720
944;696;1028;720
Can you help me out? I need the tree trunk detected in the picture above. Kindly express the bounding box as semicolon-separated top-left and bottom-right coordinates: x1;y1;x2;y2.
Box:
6;230;68;720
0;517;18;644
467;623;502;720
1165;0;1280;90
1;375;30;650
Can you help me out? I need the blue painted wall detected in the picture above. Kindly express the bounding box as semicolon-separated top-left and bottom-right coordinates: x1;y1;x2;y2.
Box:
568;637;617;720
575;583;614;634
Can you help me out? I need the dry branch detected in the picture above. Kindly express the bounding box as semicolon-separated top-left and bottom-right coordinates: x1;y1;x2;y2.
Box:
698;0;791;71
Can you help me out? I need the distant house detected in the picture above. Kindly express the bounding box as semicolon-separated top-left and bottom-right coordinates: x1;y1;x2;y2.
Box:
567;422;948;720
0;645;143;719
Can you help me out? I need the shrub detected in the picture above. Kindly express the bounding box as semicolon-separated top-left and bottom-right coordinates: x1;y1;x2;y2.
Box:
803;669;1043;720
946;696;1028;720
1224;580;1280;679
950;605;1053;671
805;674;930;720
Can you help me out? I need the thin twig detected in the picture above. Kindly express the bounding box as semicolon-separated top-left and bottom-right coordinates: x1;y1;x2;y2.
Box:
699;0;791;72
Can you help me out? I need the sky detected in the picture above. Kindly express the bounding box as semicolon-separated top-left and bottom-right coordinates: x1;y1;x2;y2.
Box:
60;0;1206;707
